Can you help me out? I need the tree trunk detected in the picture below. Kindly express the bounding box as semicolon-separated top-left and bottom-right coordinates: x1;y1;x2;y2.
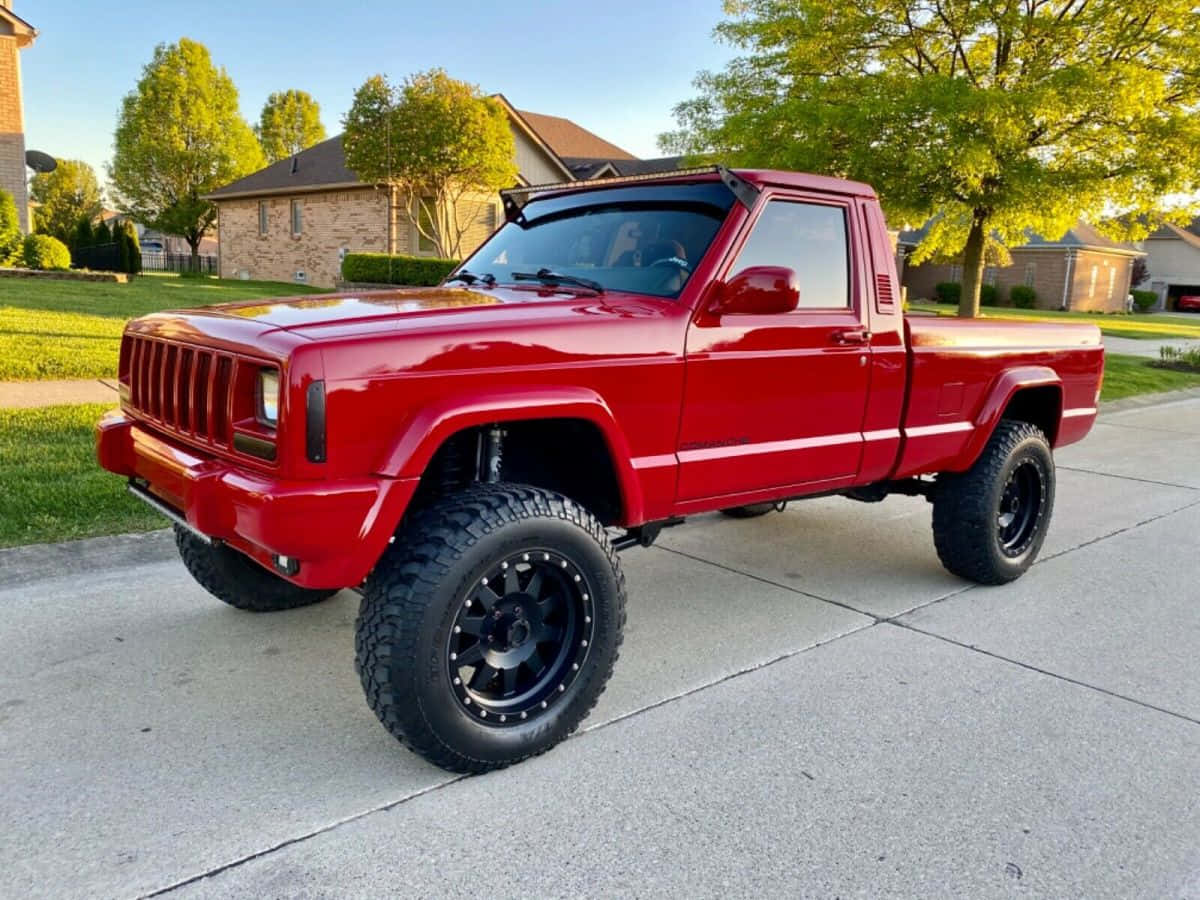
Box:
958;215;987;318
187;235;201;273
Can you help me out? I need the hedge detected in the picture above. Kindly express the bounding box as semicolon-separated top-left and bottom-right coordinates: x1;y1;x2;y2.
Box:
980;283;998;307
341;253;459;286
1131;289;1157;312
22;234;71;271
934;282;961;304
1010;285;1037;309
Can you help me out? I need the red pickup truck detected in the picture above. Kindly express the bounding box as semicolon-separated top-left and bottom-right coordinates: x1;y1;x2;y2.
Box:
97;167;1103;772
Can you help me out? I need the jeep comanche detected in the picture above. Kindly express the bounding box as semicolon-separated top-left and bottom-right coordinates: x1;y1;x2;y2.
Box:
96;167;1104;772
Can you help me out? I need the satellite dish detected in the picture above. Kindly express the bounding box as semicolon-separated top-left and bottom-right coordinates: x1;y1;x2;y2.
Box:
25;150;57;173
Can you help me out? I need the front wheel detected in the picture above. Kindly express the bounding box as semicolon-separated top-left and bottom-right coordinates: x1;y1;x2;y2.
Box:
932;420;1055;585
355;484;626;773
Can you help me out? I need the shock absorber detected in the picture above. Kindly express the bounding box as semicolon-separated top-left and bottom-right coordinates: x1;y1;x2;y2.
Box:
481;425;504;483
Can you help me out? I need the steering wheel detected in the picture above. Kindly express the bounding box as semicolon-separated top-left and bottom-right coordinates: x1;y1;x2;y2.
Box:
647;255;690;272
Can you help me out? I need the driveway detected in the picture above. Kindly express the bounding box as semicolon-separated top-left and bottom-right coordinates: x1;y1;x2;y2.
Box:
2;400;1198;899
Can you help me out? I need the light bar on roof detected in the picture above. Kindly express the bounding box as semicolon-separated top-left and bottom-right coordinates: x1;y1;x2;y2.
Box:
500;164;760;223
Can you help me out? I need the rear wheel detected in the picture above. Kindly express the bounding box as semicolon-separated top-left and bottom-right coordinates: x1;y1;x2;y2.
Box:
355;483;625;773
174;526;337;612
932;420;1055;584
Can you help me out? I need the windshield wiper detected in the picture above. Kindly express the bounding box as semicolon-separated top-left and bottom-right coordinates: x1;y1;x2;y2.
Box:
445;270;495;286
511;268;604;293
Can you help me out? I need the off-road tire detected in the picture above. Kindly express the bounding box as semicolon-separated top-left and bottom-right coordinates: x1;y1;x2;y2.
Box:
355;483;626;774
720;503;776;519
174;526;338;612
932;420;1055;585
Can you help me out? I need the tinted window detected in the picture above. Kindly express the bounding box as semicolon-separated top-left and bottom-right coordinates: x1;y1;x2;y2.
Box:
455;183;736;299
733;201;850;309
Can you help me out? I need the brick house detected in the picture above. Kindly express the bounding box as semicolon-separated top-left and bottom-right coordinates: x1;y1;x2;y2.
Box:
206;96;683;288
899;222;1144;313
1134;219;1200;311
0;0;35;233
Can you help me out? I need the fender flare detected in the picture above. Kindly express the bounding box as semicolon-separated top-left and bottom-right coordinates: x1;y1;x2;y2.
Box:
374;385;645;524
961;366;1063;466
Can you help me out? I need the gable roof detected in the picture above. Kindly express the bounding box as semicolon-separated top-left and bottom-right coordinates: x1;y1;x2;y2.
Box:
515;110;636;160
0;4;37;46
1146;219;1200;250
898;220;1143;257
562;156;688;180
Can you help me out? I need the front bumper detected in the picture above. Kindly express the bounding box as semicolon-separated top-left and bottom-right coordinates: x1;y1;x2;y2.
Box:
96;412;418;589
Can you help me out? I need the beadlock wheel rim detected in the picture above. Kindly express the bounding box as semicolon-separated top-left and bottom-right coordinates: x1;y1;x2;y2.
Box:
997;458;1046;558
446;549;594;726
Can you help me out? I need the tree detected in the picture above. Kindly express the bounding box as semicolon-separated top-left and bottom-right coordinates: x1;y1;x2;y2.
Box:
256;89;327;163
94;219;112;244
664;1;1200;317
343;69;517;259
0;188;22;266
117;220;142;275
1130;256;1150;289
30;159;104;245
71;217;94;252
109;38;264;266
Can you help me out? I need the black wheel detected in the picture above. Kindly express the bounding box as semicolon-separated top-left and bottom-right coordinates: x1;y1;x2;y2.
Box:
174;526;338;612
932;420;1055;584
720;502;776;519
355;483;625;773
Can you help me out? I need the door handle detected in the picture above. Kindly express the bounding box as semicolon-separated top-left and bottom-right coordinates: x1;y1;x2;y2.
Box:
832;329;871;345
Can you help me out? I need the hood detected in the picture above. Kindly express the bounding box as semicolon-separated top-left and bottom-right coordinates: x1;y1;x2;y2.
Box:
189;286;550;331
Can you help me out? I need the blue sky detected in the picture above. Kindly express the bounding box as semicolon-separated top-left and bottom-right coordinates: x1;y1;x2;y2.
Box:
19;1;736;195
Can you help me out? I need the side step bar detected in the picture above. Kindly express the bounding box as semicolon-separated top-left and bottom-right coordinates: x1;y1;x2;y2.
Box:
126;480;215;546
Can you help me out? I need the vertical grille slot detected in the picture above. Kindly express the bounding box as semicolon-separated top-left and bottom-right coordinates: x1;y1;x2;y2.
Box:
193;352;211;438
212;356;233;443
178;349;194;433
150;341;164;419
162;344;178;426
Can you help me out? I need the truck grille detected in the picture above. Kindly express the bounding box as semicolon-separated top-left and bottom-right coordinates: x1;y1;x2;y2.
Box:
125;336;235;448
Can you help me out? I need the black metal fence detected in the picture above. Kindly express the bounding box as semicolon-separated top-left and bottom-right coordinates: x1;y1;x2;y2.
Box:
72;242;121;271
140;252;217;274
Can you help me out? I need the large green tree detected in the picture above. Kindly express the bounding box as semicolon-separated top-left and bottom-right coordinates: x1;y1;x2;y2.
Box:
256;89;327;163
30;159;104;245
343;69;517;259
109;38;264;264
664;0;1200;316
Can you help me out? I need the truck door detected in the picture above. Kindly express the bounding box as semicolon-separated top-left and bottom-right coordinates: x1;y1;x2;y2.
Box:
676;193;872;502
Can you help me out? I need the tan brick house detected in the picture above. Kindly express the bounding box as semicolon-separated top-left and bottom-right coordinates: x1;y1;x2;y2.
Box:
206;96;683;288
899;222;1144;313
0;0;36;233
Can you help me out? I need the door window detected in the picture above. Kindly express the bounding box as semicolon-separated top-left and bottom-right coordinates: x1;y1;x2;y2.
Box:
733;200;850;309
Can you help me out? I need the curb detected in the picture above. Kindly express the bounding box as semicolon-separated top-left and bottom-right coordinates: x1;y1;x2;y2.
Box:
0;529;174;590
1098;386;1200;415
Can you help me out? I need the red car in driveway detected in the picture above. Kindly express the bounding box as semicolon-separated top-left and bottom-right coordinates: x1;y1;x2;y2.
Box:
96;166;1104;773
1176;295;1200;312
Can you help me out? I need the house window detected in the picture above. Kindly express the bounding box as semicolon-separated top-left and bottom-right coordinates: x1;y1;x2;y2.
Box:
485;203;498;231
417;199;436;254
1088;265;1098;299
984;267;998;287
258;201;268;236
1107;266;1117;302
290;199;302;236
950;264;963;282
1024;262;1036;287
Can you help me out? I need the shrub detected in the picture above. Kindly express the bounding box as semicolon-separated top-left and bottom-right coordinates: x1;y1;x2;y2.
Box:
93;219;112;244
1010;285;1037;309
341;252;459;286
980;283;998;307
1131;289;1157;313
22;234;72;270
0;188;21;266
112;220;141;275
71;217;93;251
1157;345;1200;371
934;281;961;304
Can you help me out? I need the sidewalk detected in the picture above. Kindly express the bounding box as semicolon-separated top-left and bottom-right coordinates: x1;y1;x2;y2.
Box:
0;378;118;409
1104;335;1200;358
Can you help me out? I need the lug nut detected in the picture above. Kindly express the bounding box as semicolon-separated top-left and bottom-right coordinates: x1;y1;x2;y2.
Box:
514;606;522;615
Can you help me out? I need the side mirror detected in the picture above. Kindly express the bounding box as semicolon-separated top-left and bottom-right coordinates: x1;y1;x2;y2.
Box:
711;266;800;315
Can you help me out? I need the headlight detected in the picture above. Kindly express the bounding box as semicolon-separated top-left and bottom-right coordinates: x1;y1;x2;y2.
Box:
256;368;279;427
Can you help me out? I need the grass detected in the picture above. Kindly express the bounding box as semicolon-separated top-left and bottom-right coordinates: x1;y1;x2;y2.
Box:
910;302;1200;341
1100;353;1200;401
0;275;327;381
0;403;164;548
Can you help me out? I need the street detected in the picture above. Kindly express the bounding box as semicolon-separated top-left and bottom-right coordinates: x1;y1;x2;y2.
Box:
2;397;1198;899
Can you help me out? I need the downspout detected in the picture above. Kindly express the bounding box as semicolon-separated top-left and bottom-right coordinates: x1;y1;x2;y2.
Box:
1060;248;1076;311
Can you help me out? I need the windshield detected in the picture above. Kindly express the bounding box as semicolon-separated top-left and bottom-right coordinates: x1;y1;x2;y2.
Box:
453;182;736;299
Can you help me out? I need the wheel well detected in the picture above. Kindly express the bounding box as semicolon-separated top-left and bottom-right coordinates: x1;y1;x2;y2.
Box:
1001;386;1061;445
410;418;624;525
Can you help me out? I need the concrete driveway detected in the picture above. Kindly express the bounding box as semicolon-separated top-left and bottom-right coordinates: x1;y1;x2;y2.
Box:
2;399;1198;899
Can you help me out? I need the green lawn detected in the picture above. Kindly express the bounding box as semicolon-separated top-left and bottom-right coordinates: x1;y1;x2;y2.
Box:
0;275;326;381
1100;353;1200;401
0;403;164;548
910;302;1200;341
